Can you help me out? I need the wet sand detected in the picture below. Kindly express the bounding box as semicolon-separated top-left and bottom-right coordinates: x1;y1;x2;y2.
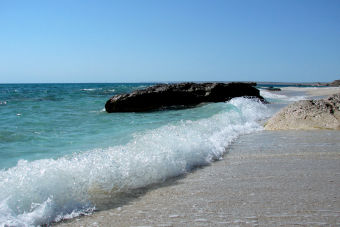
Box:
58;130;340;226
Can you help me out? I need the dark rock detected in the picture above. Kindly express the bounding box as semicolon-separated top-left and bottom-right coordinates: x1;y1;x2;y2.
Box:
105;82;266;112
330;80;340;87
265;86;281;91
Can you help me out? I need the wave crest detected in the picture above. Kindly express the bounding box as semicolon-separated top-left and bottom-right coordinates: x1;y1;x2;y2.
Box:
0;98;269;226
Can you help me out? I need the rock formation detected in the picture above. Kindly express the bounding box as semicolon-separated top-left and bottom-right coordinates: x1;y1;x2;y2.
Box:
265;86;281;91
105;82;266;112
329;80;340;87
265;93;340;130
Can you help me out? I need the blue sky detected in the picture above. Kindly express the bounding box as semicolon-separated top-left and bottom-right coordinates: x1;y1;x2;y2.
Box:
0;0;339;83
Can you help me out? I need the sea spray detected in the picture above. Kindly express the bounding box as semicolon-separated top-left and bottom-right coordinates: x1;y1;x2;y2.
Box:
0;97;270;226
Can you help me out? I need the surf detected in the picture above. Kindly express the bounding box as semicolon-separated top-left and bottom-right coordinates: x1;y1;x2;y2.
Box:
0;97;270;226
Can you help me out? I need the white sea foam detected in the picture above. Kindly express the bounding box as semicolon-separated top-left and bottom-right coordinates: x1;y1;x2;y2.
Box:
81;88;98;91
0;98;270;226
260;89;307;102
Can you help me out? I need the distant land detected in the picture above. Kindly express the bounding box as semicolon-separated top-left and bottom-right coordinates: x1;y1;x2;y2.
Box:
0;79;339;86
256;79;340;87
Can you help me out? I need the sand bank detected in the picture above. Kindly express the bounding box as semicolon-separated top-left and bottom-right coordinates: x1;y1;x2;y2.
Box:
58;130;340;226
281;86;340;97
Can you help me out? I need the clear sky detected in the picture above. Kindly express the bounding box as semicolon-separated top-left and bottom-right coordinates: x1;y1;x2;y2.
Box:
0;0;339;83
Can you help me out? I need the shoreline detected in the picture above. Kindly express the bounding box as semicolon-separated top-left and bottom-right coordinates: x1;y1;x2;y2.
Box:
280;86;340;97
57;86;340;226
58;130;340;226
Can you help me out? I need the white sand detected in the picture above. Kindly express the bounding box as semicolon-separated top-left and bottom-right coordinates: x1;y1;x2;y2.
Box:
57;130;340;226
281;86;340;97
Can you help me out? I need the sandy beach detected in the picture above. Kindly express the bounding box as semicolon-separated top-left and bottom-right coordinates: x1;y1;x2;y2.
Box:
57;87;340;227
58;130;340;227
281;86;340;97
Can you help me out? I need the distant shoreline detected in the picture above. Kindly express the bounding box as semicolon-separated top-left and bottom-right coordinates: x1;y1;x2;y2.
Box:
280;86;340;97
0;80;337;86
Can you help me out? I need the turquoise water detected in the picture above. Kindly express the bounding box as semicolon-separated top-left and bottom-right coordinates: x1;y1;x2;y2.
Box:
0;83;260;170
0;83;156;169
0;83;284;226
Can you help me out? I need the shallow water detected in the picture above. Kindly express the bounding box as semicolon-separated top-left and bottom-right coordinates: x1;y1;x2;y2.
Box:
0;83;306;226
0;83;154;169
58;130;340;227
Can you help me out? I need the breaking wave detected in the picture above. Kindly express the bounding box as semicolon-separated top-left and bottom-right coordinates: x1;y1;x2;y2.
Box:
0;98;270;226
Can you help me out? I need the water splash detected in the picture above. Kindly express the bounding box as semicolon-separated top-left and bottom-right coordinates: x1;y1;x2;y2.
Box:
0;98;270;226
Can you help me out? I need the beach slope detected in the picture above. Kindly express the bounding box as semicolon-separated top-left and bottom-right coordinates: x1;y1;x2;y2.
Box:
58;130;340;226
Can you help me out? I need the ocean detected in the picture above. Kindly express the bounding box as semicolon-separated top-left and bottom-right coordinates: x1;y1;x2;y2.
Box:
0;83;306;226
